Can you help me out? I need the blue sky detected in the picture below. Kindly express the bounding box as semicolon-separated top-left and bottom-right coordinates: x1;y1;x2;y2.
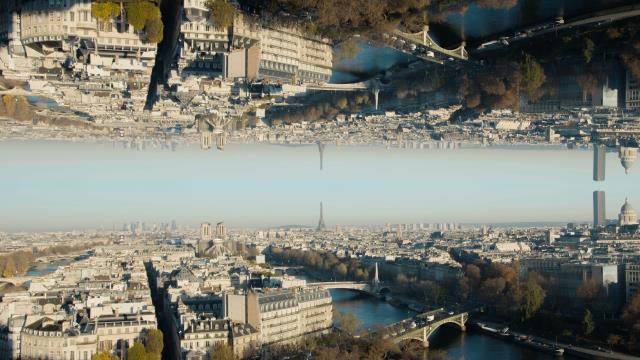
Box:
0;141;637;232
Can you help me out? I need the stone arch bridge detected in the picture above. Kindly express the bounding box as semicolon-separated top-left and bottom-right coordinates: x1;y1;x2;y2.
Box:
308;281;390;297
387;309;469;348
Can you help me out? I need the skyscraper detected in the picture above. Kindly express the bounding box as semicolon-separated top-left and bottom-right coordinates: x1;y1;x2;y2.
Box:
593;144;606;181
317;142;325;170
593;191;606;227
317;202;326;231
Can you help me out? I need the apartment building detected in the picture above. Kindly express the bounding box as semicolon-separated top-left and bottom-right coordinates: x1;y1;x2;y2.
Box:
1;0;156;75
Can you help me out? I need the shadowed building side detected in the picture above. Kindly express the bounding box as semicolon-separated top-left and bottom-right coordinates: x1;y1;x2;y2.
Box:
317;141;325;170
593;191;606;227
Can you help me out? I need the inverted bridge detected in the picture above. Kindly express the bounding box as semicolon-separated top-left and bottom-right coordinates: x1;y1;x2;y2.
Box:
391;26;468;61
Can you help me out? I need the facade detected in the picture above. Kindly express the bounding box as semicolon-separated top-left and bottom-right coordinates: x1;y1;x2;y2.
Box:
19;314;156;360
178;5;332;83
179;2;260;78
0;250;160;360
224;287;332;346
258;26;332;84
626;263;640;303
1;0;157;75
179;317;259;360
626;70;640;110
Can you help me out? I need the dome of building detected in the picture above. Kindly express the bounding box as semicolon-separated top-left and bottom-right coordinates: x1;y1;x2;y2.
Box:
618;147;638;174
619;198;638;226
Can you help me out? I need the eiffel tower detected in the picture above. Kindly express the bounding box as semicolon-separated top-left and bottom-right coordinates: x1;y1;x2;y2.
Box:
317;201;326;231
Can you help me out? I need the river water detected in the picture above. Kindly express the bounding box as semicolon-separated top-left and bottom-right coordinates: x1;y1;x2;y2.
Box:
330;289;569;359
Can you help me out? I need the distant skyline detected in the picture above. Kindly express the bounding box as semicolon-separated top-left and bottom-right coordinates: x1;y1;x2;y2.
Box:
0;140;638;232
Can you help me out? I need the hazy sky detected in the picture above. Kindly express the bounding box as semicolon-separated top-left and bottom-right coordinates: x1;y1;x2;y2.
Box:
0;140;638;232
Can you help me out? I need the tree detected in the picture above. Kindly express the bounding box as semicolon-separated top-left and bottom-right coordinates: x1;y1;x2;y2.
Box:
210;342;236;360
577;279;601;306
476;0;518;9
91;351;119;360
582;309;595;336
519;277;545;321
335;263;348;279
145;16;164;44
456;276;470;300
333;310;361;335
91;2;121;22
583;38;595;63
336;97;348;110
315;347;341;360
622;293;640;331
206;0;237;29
126;2;160;31
422;280;444;305
335;39;360;61
465;264;481;286
2;257;16;278
607;334;622;348
479;277;506;302
127;342;148;360
145;329;164;359
520;53;546;102
576;73;599;100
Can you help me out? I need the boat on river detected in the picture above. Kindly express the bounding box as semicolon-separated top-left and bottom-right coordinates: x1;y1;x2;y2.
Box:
476;322;512;339
513;334;565;356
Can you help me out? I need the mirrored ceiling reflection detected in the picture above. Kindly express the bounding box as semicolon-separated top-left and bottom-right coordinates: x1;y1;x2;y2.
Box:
1;140;638;232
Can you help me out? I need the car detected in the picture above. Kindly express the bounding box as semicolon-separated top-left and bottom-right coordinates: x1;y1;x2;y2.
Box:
448;311;454;315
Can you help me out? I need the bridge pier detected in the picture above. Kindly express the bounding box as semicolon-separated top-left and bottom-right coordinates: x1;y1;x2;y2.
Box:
421;327;430;348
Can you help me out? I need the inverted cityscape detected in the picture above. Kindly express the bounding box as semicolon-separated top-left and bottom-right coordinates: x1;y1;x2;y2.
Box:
1;1;640;360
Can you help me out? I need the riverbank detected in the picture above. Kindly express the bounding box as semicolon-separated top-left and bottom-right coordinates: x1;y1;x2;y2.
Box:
473;320;639;360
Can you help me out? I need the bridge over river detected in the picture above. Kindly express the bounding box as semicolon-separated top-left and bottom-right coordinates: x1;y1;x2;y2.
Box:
373;308;469;348
309;281;469;348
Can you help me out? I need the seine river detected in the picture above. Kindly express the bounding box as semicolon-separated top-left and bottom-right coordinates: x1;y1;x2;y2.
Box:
330;289;568;359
